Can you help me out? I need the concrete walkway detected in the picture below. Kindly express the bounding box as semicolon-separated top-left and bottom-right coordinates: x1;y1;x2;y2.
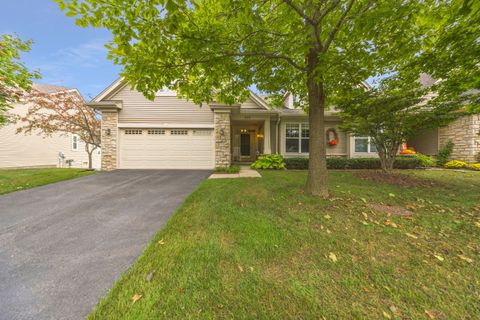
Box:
209;165;261;179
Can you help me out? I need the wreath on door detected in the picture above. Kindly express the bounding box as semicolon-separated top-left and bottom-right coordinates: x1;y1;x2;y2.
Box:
326;128;339;146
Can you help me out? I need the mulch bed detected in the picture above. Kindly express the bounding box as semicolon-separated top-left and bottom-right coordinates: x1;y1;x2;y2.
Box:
351;170;436;188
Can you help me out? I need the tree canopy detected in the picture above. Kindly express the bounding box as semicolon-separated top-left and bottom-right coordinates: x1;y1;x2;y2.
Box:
0;34;40;125
336;75;468;172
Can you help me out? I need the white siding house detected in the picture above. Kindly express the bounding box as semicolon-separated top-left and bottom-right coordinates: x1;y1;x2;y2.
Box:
0;84;100;169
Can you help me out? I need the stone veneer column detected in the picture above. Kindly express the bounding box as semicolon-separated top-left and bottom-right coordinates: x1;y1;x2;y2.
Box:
439;114;480;163
101;111;119;170
214;110;231;167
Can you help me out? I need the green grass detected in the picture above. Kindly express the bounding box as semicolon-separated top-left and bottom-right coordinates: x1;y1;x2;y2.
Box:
214;165;241;174
0;168;95;195
89;170;480;319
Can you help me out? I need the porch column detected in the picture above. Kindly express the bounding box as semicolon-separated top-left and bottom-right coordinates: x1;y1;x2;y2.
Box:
100;111;119;171
264;118;271;154
214;110;231;167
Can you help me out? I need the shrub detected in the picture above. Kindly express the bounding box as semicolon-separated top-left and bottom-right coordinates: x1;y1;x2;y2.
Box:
251;154;286;170
215;165;240;174
467;163;480;171
413;153;437;167
283;157;422;170
444;160;467;169
437;140;454;166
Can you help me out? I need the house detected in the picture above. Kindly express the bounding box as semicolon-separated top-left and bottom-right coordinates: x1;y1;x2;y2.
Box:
0;83;101;169
89;78;479;170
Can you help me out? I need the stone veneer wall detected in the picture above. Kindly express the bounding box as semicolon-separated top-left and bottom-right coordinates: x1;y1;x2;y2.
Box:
439;114;480;163
214;111;231;167
101;111;118;170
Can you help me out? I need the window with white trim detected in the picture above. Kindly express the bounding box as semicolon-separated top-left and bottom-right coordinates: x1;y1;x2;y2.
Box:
285;123;309;153
354;136;377;153
171;129;188;135
71;134;79;151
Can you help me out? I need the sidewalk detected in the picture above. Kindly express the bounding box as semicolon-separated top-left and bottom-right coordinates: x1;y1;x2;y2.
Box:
209;165;261;179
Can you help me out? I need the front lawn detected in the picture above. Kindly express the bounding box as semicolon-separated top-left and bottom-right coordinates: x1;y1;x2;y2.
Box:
90;170;479;319
0;168;95;195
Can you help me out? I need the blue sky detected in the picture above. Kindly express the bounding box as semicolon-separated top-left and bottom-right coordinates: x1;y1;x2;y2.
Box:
0;0;121;100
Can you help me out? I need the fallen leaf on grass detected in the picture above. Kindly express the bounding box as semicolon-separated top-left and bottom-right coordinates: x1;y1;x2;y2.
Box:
458;255;473;263
362;212;368;219
131;294;142;304
249;266;254;272
384;220;398;228
237;265;244;273
474;221;480;228
158;239;165;245
324;214;331;219
388;193;396;198
329;252;338;262
405;233;418;239
382;311;391;319
425;310;436;319
433;254;444;261
145;271;155;282
360;197;367;203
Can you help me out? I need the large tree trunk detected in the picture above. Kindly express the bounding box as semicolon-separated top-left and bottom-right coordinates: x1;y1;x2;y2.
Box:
378;141;399;173
305;50;328;197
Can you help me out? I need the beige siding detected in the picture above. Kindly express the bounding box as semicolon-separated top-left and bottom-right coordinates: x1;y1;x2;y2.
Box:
111;85;214;124
0;103;100;169
408;128;439;155
240;97;262;109
278;119;347;157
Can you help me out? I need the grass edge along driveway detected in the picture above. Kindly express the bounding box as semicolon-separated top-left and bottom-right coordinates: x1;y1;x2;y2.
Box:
0;168;95;195
89;169;479;319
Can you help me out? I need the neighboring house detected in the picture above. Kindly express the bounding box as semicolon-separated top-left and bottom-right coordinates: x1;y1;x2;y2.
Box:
0;83;101;169
89;78;479;170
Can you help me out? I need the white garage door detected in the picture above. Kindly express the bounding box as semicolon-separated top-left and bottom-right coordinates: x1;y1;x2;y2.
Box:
119;128;214;169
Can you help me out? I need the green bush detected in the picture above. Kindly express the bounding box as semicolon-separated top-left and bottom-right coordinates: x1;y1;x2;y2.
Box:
444;160;467;169
468;163;480;171
251;154;286;170
437;140;454;166
413;153;437;167
215;165;241;174
284;157;422;170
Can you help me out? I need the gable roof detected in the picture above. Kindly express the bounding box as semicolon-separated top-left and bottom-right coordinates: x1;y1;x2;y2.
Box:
92;77;269;109
32;83;72;94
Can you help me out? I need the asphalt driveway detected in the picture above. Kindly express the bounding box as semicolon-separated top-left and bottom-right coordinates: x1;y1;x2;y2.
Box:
0;170;210;320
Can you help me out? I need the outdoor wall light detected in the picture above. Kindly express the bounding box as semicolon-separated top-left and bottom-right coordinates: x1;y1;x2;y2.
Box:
219;128;225;136
105;128;111;136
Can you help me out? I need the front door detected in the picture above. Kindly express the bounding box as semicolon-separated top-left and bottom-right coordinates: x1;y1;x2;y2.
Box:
240;133;251;157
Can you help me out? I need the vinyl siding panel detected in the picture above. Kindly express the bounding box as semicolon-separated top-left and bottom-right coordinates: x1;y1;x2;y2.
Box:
240;97;262;109
0;103;100;169
112;85;214;124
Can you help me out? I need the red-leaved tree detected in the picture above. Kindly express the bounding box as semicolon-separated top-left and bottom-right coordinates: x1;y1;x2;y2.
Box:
17;89;101;169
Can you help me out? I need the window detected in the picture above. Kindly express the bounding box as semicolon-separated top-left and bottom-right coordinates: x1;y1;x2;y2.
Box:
285;123;309;153
354;136;377;153
71;134;79;151
124;129;143;135
171;129;188;135
147;129;165;135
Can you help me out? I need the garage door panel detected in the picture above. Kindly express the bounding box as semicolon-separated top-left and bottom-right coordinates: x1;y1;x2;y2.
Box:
119;128;214;169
